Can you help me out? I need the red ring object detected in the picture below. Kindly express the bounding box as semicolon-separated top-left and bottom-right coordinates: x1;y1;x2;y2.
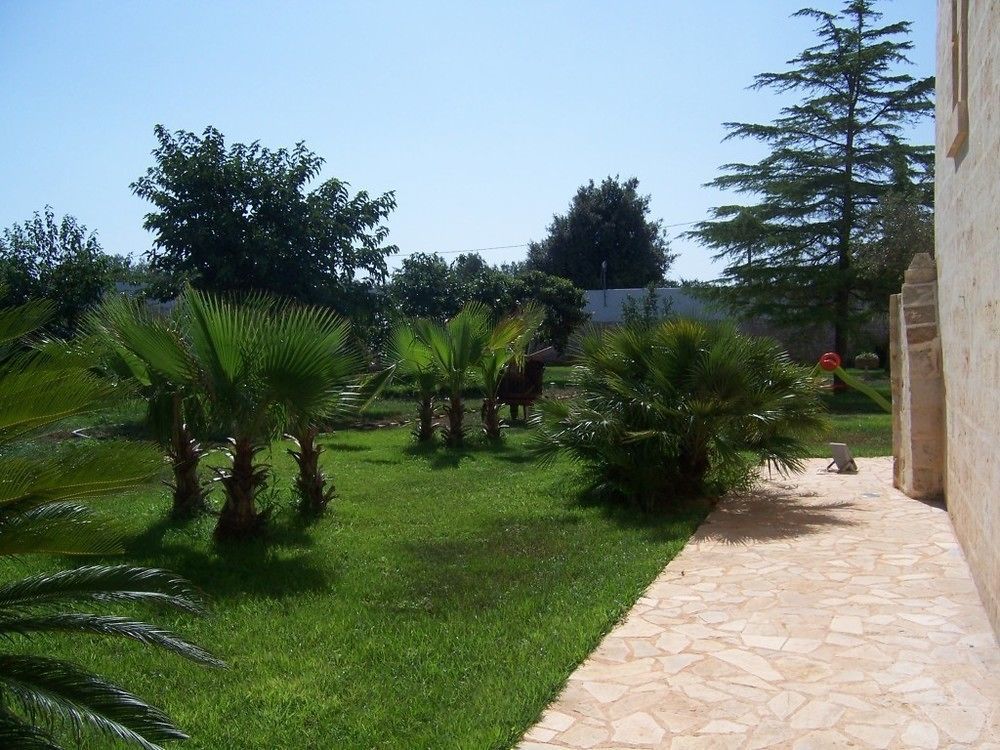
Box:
819;352;842;372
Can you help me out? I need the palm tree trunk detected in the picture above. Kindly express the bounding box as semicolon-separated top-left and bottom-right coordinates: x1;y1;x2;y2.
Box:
444;391;465;447
168;420;207;519
214;437;266;541
416;394;435;442
290;426;335;517
482;396;502;440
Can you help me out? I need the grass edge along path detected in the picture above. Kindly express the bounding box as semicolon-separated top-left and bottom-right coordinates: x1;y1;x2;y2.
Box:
14;427;705;749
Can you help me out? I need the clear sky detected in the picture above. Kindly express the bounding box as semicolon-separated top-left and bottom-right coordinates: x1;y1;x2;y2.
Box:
0;0;936;281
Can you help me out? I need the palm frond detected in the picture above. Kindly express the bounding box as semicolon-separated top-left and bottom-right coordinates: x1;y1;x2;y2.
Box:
0;614;222;667
0;654;187;750
0;565;208;615
0;502;123;557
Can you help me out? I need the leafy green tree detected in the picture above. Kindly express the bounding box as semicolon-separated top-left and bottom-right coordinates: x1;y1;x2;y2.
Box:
389;254;587;351
532;320;826;510
526;176;675;289
690;1;934;356
0;208;121;332
0;299;219;748
507;271;587;352
387;252;461;321
132;125;397;307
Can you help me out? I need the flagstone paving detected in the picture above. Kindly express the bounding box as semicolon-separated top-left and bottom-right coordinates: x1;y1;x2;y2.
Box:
517;458;1000;749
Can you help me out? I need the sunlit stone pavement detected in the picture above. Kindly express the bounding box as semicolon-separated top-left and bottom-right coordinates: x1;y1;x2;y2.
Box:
518;458;1000;749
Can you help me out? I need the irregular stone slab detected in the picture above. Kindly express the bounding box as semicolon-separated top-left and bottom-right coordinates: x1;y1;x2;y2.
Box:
516;459;1000;749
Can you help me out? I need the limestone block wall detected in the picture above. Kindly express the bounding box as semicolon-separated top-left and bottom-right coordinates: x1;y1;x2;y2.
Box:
891;255;945;499
934;0;1000;635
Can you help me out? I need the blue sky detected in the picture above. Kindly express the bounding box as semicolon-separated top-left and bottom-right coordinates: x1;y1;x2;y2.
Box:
0;1;936;281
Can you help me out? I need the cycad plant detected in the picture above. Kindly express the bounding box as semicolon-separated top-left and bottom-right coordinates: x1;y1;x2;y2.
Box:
389;324;440;443
411;305;492;447
86;296;208;519
0;299;219;749
478;305;543;440
533;320;826;510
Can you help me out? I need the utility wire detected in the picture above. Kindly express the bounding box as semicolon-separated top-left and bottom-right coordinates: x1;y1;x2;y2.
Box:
385;220;702;259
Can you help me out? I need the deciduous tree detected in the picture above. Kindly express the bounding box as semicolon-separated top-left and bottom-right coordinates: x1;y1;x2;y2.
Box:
132;126;397;308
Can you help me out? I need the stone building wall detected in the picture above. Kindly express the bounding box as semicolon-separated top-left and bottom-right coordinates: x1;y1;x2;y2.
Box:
933;0;1000;635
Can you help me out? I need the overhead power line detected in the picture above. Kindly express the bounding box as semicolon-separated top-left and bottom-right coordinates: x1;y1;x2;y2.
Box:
385;220;702;259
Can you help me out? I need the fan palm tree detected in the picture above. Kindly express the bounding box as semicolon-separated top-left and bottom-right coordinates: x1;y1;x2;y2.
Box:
389;324;439;442
477;304;543;440
86;296;208;519
533;319;827;510
411;305;492;447
0;299;220;749
180;289;388;536
261;308;389;518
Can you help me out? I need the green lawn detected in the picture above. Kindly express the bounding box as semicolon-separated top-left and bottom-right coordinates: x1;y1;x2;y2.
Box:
20;428;705;749
807;369;892;457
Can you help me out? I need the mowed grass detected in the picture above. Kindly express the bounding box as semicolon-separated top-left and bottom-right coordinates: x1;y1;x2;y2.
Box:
807;369;892;457
17;427;705;749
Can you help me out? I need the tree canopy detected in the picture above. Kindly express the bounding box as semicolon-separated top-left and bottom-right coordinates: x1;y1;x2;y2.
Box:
690;0;933;355
132;125;397;310
526;176;675;289
0;207;121;332
387;253;587;351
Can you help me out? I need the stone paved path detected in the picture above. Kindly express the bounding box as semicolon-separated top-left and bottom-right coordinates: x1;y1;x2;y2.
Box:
518;458;1000;750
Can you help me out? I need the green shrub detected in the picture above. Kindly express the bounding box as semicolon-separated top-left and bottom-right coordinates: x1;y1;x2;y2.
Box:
532;320;827;510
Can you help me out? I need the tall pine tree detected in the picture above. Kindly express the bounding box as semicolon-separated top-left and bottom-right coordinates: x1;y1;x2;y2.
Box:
691;1;933;356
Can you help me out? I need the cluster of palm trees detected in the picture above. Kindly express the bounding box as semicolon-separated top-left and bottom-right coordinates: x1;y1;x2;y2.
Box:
390;302;543;446
87;288;387;541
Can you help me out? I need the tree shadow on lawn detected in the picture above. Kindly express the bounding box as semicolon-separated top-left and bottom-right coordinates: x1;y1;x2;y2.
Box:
391;501;706;617
402;437;536;469
114;514;335;602
389;513;587;615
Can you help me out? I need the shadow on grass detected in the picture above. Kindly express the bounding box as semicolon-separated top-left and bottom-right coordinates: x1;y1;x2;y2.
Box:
116;513;334;602
392;502;704;616
391;514;591;614
697;485;857;545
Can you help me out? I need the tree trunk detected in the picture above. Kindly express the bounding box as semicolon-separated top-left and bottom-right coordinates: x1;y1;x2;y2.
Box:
214;437;266;541
416;394;435;442
168;422;208;519
482;396;502;440
444;392;465;447
167;394;207;519
290;426;335;517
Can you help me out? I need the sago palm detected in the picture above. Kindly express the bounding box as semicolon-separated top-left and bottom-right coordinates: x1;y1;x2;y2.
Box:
86;296;209;519
0;299;220;749
478;304;543;440
533;319;827;510
411;305;492;447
